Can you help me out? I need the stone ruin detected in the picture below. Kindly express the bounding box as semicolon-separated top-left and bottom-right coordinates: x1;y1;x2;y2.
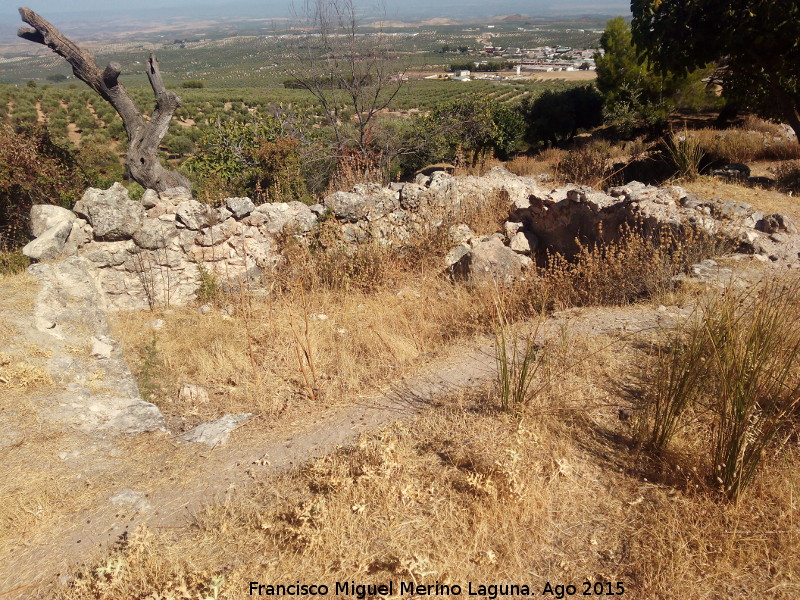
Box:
22;167;800;310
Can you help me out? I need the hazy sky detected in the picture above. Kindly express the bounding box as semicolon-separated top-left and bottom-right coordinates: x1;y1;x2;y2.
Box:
2;0;630;25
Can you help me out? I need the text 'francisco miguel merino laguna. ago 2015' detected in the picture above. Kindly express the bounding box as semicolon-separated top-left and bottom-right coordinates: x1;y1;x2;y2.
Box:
248;580;626;599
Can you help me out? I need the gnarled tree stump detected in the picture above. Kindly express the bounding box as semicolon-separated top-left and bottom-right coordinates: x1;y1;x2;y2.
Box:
18;7;192;193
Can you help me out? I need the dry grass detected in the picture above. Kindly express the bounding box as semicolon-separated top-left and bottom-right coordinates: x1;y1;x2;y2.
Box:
685;177;800;220
690;126;800;164
0;352;52;389
636;276;800;500
111;272;500;431
530;224;725;311
54;327;800;600
0;270;38;314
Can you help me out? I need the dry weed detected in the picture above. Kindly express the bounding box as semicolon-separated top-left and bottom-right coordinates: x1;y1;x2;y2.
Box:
530;224;721;311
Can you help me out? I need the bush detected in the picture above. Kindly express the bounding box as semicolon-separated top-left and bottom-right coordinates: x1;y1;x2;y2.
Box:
775;161;800;194
555;140;616;187
531;223;722;310
184;115;307;201
0;123;87;249
181;80;204;89
520;85;603;146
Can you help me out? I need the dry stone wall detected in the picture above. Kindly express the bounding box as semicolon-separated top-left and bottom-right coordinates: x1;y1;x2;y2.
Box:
23;168;800;309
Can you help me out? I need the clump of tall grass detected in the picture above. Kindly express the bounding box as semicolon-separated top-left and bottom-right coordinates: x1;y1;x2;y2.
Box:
638;278;800;500
494;302;548;414
663;129;705;181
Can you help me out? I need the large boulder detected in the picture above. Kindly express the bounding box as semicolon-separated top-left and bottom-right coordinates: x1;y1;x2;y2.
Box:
22;219;73;260
30;204;76;237
73;183;145;241
451;237;532;285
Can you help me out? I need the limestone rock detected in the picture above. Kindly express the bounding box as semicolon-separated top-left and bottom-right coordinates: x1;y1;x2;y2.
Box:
509;231;538;255
448;224;474;245
226;196;255;219
140;189;159;208
73;183;145;241
451;238;531;284
30;204;76;237
325;190;368;222
179;384;210;404
179;413;252;446
22;219;73;260
159;186;192;204
133;219;180;250
62;219;93;255
757;213;798;235
175;200;216;230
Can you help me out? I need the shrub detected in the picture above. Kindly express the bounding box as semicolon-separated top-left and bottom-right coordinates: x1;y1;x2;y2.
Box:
520;85;604;146
531;223;722;310
555;140;616;188
775;160;800;193
0;123;87;249
663;129;705;180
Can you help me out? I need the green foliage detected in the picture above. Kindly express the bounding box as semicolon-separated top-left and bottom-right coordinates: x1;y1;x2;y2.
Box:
0;249;30;275
126;182;145;202
196;264;222;305
184;115;306;200
181;80;205;89
631;0;800;140
495;307;548;414
163;134;195;156
520;85;603;146
77;141;124;188
449;60;515;72
136;333;163;403
596;17;718;136
422;97;525;167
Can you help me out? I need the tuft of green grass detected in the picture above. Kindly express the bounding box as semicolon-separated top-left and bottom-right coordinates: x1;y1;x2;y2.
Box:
494;301;548;414
638;278;800;500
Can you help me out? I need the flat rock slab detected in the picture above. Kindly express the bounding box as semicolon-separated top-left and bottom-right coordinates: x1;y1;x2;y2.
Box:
179;413;252;446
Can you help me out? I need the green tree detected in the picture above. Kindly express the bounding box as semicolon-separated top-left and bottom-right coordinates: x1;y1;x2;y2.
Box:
520;85;604;145
631;0;800;140
184;115;307;202
420;97;525;167
595;17;674;131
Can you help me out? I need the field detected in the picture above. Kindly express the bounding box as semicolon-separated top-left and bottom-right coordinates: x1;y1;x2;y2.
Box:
3;10;800;600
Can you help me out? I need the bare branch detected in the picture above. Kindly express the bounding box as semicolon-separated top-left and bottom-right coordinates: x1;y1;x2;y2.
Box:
17;7;191;193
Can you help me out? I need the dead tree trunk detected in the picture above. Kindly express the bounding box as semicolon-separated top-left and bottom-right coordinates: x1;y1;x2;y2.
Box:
18;7;191;193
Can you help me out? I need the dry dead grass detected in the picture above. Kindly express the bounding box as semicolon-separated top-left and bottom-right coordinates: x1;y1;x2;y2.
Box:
55;328;800;600
685;177;800;220
0;270;38;314
111;272;501;432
